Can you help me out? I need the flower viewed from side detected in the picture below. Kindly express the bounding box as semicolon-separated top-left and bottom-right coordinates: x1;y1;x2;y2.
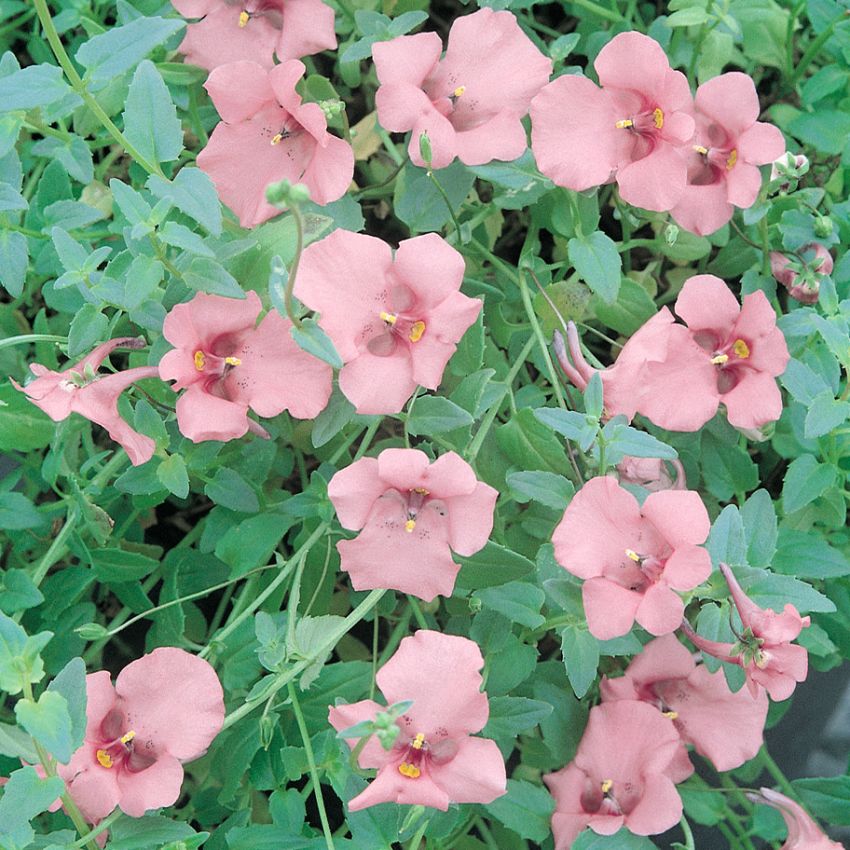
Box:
771;244;833;304
197;60;354;228
295;230;480;414
172;0;335;72
682;563;810;701
553;476;712;640
531;31;695;211
373;8;552;169
616;456;686;492
544;700;689;848
57;648;224;821
328;448;497;601
158;290;332;442
749;788;843;850
670;73;786;236
601;635;769;771
12;337;160;466
328;630;506;811
770;152;809;192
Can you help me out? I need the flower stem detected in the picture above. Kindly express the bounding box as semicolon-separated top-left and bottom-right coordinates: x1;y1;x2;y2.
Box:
71;810;121;848
287;681;336;850
0;333;67;351
284;205;305;330
759;746;800;801
30;0;165;177
569;0;624;23
680;815;695;850
406;595;429;630
790;11;846;86
427;168;462;240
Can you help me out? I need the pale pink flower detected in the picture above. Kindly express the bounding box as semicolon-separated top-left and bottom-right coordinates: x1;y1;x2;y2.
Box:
670;73;785;236
553;476;711;640
373;8;552;169
616;456;686;492
601;635;768;772
682;563;810;702
328;448;497;601
172;0;335;72
544;700;688;848
58;648;224;821
12;337;159;466
531;31;695;211
158;290;332;442
197;60;354;228
771;244;833;304
750;788;843;850
328;630;506;811
295;230;480;414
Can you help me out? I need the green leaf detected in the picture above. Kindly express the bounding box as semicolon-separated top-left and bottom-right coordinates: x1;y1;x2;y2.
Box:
182;256;244;298
804;390;850;439
568;231;622;304
147;168;222;235
483;696;553;739
449;309;485;376
0;228;29;297
106;814;204;850
122;60;183;165
560;624;600;698
91;548;160;582
793;775;850;825
47;657;88;754
15;690;74;763
311;388;356;448
485;779;555;843
76;17;185;85
601;420;678;462
393;161;475;233
788;109;850;155
666;7;709;25
469;150;554;210
506;470;574;511
406;396;473;435
782;454;836;514
592;277;656;335
68;303;108;357
0;720;38;761
31;135;94;183
746;572;836;614
0;612;52;694
215;513;294;577
289;316;344;369
498;408;574;476
455;541;535;590
707;504;747;568
0;492;44;530
741;489;777;568
0;384;54;452
773;528;850;579
0;569;44;613
474;581;545;628
204;468;260;513
0;64;73;112
0;766;66;849
572;828;659;850
157;454;190;498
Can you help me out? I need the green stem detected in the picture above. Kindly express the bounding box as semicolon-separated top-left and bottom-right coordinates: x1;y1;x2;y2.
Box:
790;11;846;86
427;168;462;240
288;681;336;850
72;810;121;847
284;205;305;329
405;819;428;850
680;814;695;850
759;747;800;801
0;333;67;351
31;0;164;177
407;596;429;630
569;0;624;23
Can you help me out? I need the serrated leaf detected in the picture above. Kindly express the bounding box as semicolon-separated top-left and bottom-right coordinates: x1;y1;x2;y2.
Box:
157;454;189;498
560;624;600;698
568;231;621;303
122;60;183;165
407;396;473;435
485;779;554;843
506;470;574;510
15;690;74;763
483;696;553;738
147;168;222;235
782;454;836;514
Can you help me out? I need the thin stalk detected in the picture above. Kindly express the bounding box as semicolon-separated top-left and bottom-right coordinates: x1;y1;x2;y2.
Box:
0;333;67;351
569;0;624;23
427;169;462;240
407;596;429;630
790;11;846;86
284;205;305;329
680;814;695;850
71;810;121;848
759;747;800;801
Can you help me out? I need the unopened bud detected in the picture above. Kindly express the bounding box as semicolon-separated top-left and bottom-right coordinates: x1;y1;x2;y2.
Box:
265;178;312;209
664;224;679;246
418;131;432;168
318;99;345;119
75;623;110;640
814;216;833;238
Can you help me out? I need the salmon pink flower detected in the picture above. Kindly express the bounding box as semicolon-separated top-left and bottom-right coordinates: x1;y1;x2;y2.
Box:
328;630;506;811
601;635;768;771
670;73;786;236
750;788;843;850
295;230;481;414
328;449;497;601
552;476;712;640
158;290;332;442
373;8;552;169
197;60;354;228
544;700;688;848
771;244;833;304
12;337;159;466
172;0;335;72
531;31;695;211
57;648;224;821
682;563;810;701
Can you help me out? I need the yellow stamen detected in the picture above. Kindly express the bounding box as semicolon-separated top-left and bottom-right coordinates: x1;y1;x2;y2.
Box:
413;487;429;495
453;86;466;98
693;145;709;155
224;356;242;366
615;119;634;129
96;749;113;768
600;779;614;794
625;549;641;562
412;732;426;750
379;311;397;325
710;353;729;365
653;107;664;129
120;731;135;744
732;338;750;359
399;762;421;778
405;519;416;533
726;149;738;170
238;10;249;26
271;133;283;145
194;350;206;371
662;710;679;720
408;321;426;343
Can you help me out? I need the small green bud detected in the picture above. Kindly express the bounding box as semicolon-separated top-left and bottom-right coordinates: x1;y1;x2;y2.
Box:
418;131;432;168
814;216;833;238
75;623;110;640
376;724;400;750
664;224;679;246
265;179;312;209
259;714;276;749
468;596;482;614
318;99;345;119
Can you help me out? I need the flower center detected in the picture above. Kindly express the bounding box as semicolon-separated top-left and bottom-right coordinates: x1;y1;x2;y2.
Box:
726;149;738;170
238;9;249;26
378;311;426;343
96;730;136;769
404;487;430;533
616;107;664;133
193;350;242;372
709;337;750;366
398;732;426;779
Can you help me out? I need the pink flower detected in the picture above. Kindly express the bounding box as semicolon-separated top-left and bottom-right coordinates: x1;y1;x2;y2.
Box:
328;630;506;811
601;635;768;771
553;476;711;640
771;244;833;304
57;648;224;821
197;60;354;228
12;337;159;466
531;31;695;211
172;0;335;72
158;290;332;442
373;8;552;169
682;563;810;701
328;448;497;601
295;230;481;414
750;788;843;850
670;73;785;236
617;456;686;492
544;700;688;848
